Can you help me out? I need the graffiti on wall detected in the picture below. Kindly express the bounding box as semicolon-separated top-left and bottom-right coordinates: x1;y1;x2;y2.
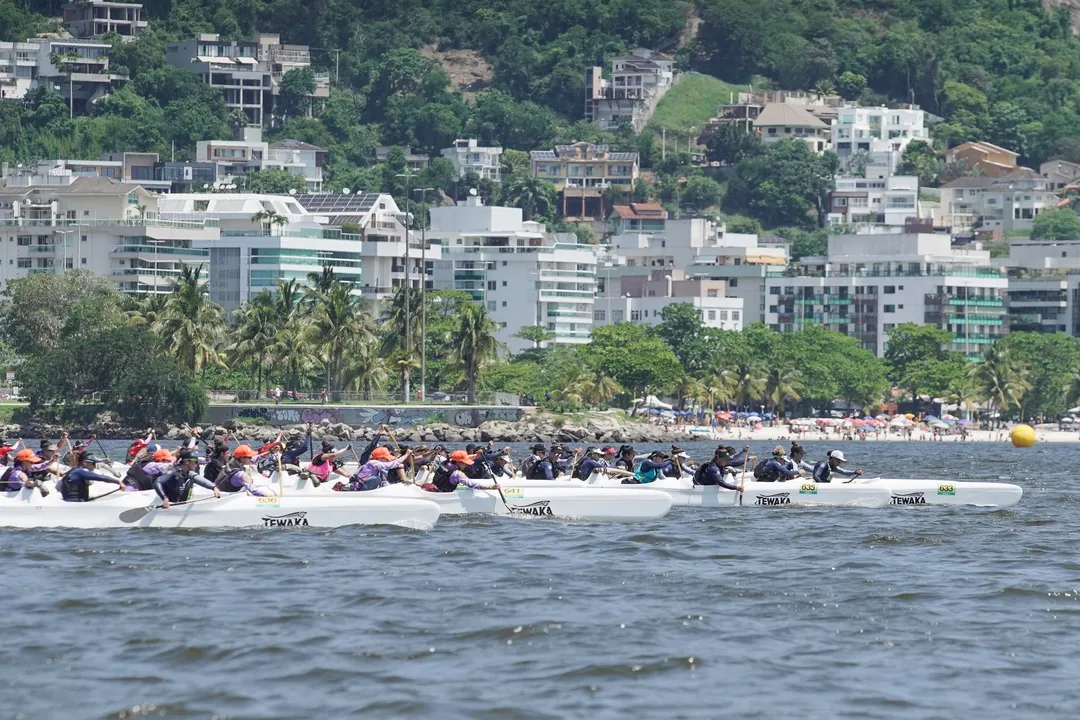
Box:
215;405;524;428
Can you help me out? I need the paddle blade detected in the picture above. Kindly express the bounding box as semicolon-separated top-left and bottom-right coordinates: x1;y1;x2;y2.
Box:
118;504;156;523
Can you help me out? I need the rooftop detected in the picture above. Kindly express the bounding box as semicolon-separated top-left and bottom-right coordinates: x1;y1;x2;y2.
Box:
611;203;667;220
270;139;327;152
755;103;827;128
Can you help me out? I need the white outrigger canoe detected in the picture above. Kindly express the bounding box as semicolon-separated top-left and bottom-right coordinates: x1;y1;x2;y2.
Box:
583;472;1022;508
0;485;441;530
584;473;891;508
252;471;673;522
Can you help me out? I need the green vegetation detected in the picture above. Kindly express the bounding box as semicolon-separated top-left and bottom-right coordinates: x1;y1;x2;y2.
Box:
648;73;746;136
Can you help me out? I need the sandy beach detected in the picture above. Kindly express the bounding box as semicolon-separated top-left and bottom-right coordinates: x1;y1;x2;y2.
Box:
686;424;1080;444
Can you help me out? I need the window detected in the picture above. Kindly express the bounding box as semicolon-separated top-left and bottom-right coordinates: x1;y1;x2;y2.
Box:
708;310;716;321
613;310;623;322
732;311;740;321
719;310;728;321
487;301;496;311
884;323;895;331
81;235;87;242
630;310;641;322
594;309;606;322
16;258;30;268
16;236;30;246
730;278;737;288
81;257;86;265
769;287;781;295
884;285;895;294
502;261;507;266
502;301;507;307
65;258;73;269
884;304;895;313
707;289;718;298
502;280;507;287
486;280;496;291
835;198;848;207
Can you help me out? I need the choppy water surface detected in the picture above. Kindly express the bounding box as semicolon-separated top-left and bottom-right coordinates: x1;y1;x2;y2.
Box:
2;440;1078;718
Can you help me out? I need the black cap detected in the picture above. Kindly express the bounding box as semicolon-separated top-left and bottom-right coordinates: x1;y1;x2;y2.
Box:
531;443;546;452
81;454;103;465
177;449;199;461
41;442;58;452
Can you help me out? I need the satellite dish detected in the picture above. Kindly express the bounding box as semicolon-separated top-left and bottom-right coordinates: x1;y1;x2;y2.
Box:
342;187;351;195
469;188;478;196
288;188;296;196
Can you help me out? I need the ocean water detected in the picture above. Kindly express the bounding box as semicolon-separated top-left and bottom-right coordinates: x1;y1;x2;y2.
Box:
1;440;1076;719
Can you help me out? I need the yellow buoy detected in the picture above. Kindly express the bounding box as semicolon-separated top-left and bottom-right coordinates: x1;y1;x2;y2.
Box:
1010;424;1035;448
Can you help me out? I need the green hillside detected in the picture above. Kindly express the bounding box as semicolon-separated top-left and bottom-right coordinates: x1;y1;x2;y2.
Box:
648;73;748;139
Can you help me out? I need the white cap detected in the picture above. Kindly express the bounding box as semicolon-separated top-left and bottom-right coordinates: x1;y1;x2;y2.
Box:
676;451;690;459
828;450;846;462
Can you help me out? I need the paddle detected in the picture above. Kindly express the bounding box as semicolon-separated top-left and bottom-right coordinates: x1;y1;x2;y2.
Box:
118;493;222;523
738;450;750;507
88;487;123;502
275;447;284;496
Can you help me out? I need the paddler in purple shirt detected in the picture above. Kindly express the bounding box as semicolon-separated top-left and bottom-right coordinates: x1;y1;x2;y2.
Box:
424;450;501;493
339;446;412;491
1;448;46;492
213;445;269;496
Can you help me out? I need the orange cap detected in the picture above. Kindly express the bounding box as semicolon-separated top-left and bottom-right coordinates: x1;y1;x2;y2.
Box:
371;446;394;461
232;444;258;459
153;449;176;462
449;450;474;466
15;448;41;463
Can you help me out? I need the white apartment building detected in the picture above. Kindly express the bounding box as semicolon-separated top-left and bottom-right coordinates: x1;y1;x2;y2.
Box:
30;37;124;114
440;139;503;182
753;103;830;152
685;233;788;325
832;105;929;172
166;33;328;127
1003;237;1080;335
585;48;676;132
62;0;147;38
606;203;786;324
828;169;921;231
765;233;1008;359
197;127;325;191
295;192;436;310
160;193;361;310
428;196;599;353
940;169;1057;233
595;269;744;331
0;176;216;294
0;42;38;100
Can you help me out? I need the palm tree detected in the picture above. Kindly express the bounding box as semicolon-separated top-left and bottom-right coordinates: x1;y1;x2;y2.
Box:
388;351;421;402
501;174;557;221
446;304;501;404
379;285;424;401
306;281;366;398
271;315;319;394
274;278;303;322
702;373;734;411
231;295;278;393
672;374;706;411
343;341;388;399
125;292;169;328
944;380;979;419
251;210;288;235
721;361;767;408
568;369;623;407
765;365;803;416
968;345;1031;424
157;263;227;376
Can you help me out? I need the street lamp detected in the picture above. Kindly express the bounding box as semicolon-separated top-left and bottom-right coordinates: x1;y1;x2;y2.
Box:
396;168;414;404
414;186;435;402
54;229;74;275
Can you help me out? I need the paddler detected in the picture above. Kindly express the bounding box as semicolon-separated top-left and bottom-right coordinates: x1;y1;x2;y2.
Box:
56;452;124;502
489;452;514;478
665;446;692;477
280;423;313;472
626;450;674;484
573;447;607;480
305;440;351;487
692;446;743;491
203;442;231;483
1;448;48;493
527;445;562;480
337;445;412;491
155;449;221;508
126;431;154;462
811;450;863;484
122;445;171;491
423;450;500;493
214;444;269;496
614;445;636;472
755;446;801;482
787;443;814;474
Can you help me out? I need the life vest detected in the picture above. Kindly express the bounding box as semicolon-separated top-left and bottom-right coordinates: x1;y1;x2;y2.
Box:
124;460;155;491
430;464;456;493
58;469;98;502
307;456;332;481
692;461;715;486
753;459;782;482
0;466;16;491
519;454;540;479
215;467;246;493
633;463;661;484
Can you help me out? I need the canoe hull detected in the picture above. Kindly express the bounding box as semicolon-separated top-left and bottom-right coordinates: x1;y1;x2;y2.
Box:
855;478;1023;508
0;488;441;530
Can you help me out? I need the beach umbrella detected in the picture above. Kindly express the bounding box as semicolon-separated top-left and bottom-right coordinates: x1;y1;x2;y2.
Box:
923;415;938;422
941;414;957;422
904;413;915;419
746;414;761;421
929;420;949;429
890;416;910;427
1062;417;1075;424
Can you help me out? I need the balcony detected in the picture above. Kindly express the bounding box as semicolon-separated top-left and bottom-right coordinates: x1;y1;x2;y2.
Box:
947;298;1005;308
29;244;56;253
